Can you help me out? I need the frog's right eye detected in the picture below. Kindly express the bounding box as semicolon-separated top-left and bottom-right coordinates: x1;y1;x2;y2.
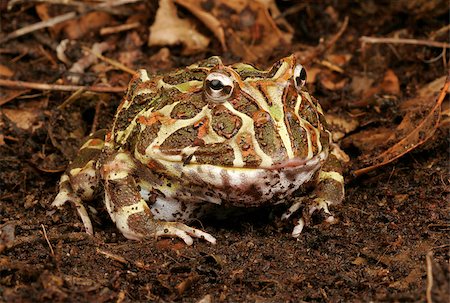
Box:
293;64;307;90
204;72;234;102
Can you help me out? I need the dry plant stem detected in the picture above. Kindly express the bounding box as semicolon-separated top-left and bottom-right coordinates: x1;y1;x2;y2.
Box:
0;79;126;93
91;99;104;133
41;224;54;256
360;36;450;48
302;16;348;62
100;22;140;35
325;16;349;50
0;12;77;44
81;46;136;75
426;252;433;303
97;248;128;264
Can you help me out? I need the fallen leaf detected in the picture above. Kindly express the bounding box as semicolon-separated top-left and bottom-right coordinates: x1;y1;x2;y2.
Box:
389;267;422;290
1;108;42;131
149;0;210;55
350;75;374;97
343;127;392;153
0;64;14;77
174;0;226;50
379;69;400;95
325;53;352;67
325;113;359;141
63;11;113;40
319;70;348;91
166;0;293;61
354;76;448;176
352;256;367;265
418;75;447;98
362;69;400;100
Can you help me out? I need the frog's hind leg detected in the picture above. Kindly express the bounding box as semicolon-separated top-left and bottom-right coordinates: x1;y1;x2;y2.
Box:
52;130;106;234
283;146;345;237
101;151;216;245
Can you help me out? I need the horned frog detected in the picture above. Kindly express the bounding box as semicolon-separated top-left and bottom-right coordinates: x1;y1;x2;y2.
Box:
53;55;344;245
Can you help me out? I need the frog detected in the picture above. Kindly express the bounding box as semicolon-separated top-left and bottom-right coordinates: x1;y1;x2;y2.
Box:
53;55;345;245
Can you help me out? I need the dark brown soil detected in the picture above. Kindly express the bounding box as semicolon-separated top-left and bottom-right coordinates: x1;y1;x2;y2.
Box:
1;1;449;302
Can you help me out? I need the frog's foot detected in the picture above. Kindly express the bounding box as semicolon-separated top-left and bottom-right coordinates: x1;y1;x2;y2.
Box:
52;174;94;235
282;197;335;238
154;222;217;245
112;199;216;246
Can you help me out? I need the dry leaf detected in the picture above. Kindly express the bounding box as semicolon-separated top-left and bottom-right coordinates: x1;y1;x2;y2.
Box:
0;64;14;77
63;12;113;40
344;127;392;153
149;0;210;55
174;0;226;50
1;108;42;131
354;76;448;176
325;113;359;141
319;70;347;91
325;53;352;67
379;69;400;95
351;75;374;96
362;69;400;99
167;0;293;62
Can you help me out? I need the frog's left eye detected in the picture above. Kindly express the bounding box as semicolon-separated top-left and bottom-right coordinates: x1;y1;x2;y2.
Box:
204;72;234;102
293;64;307;90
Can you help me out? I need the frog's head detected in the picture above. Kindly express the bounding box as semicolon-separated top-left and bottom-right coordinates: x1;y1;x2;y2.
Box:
116;55;330;173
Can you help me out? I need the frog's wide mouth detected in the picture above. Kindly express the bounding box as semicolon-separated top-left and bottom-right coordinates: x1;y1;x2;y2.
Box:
154;150;328;173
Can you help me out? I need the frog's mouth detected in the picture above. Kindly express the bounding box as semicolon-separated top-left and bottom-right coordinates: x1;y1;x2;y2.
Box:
158;151;328;206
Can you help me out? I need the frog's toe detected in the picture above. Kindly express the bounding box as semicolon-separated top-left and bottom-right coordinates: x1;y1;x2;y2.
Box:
53;190;94;235
155;222;217;245
282;198;305;220
291;218;305;238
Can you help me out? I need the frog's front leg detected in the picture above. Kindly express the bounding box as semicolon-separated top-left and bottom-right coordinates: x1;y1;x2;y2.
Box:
53;130;106;234
283;147;345;237
101;152;216;245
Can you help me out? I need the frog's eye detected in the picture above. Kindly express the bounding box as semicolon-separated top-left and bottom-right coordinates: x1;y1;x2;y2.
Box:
204;72;234;102
293;64;307;90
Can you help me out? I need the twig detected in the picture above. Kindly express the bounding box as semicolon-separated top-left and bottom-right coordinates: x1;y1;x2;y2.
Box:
81;46;136;75
91;98;105;133
97;248;128;264
0;12;77;44
0;78;126;93
41;224;55;256
426;251;433;303
360;36;450;49
100;22;140;35
325;16;349;50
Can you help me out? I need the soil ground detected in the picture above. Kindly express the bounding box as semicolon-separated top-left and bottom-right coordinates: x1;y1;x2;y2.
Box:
0;1;449;302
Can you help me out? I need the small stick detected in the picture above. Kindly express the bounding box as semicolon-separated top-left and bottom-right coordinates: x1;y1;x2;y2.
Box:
325;16;349;50
41;224;55;256
425;252;433;303
0;78;126;93
97;248;128;264
0;12;77;44
360;36;450;49
100;22;140;35
81;46;136;75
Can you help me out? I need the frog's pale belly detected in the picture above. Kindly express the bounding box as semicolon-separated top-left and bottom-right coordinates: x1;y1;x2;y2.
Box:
53;55;345;245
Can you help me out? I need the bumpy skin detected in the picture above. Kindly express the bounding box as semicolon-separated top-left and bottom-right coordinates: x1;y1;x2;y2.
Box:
53;55;345;245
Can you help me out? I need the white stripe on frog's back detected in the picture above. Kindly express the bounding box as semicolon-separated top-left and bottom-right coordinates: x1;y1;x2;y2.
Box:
238;61;295;160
